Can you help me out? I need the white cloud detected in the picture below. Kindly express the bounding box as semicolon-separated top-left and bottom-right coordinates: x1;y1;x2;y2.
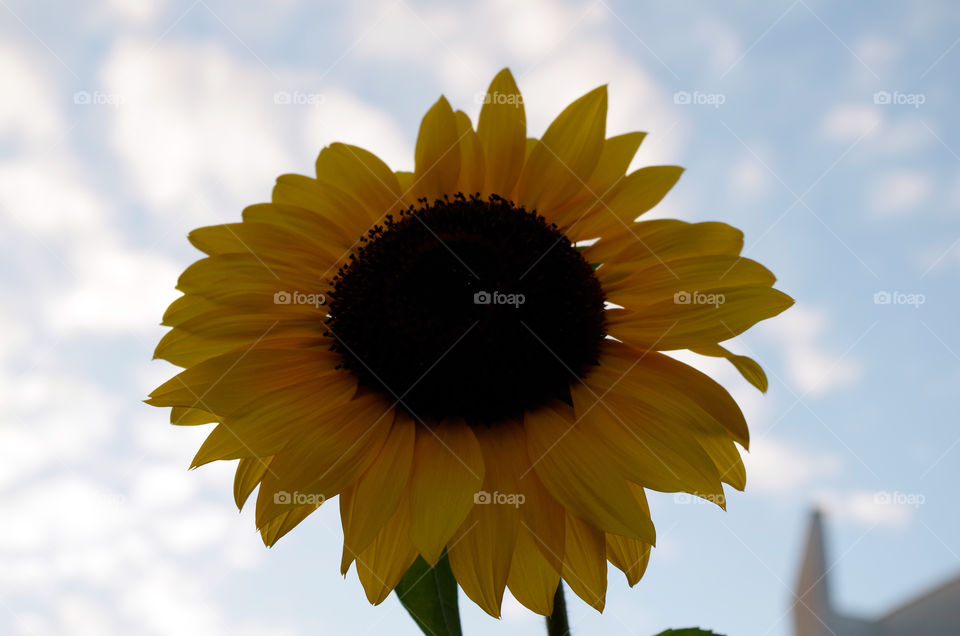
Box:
876;119;936;154
104;0;168;24
100;40;299;223
854;36;901;70
744;437;843;496
100;38;413;228
0;156;110;237
347;0;607;87
0;306;280;635
0;370;121;490
487;0;607;61
758;305;862;397
821;104;883;142
510;38;684;165
813;489;917;529
301;89;412;171
43;235;181;336
870;170;933;216
0;43;63;146
691;18;743;74
345;0;684;168
728;154;772;201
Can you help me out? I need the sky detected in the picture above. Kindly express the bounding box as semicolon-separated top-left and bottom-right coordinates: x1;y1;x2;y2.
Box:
1;0;958;634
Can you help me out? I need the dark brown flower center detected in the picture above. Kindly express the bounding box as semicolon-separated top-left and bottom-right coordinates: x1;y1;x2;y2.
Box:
325;194;606;424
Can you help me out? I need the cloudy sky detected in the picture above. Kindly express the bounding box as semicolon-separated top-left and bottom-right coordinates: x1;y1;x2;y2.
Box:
1;0;958;634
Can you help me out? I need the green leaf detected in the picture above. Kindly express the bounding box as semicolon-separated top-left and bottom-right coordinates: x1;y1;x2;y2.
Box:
655;629;724;636
395;552;462;636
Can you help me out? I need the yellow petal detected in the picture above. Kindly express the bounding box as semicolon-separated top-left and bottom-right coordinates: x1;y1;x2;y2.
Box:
562;512;607;611
356;492;419;605
315;143;403;221
176;252;331;299
188;221;340;269
584;219;743;267
697;434;746;491
549;132;646;227
516;85;607;216
161;294;217;327
524;402;656;542
395;171;415;205
606;286;794;351
587;132;647;195
507;522;560;616
242;202;355;253
607;483;652;586
517;458;566;574
602;254;775;299
587;343;733;441
447;421;525;618
272;173;372;240
606;533;651;587
255;396;394;526
571;383;725;502
234;456;272;510
476;68;526;197
568;165;683;240
408;419;484;565
259;501;322;547
413;96;461;201
187;372;356;464
340;410;416;573
595;340;750;447
170;406;218;425
154;327;320;369
148;347;341;413
692;343;769;392
454;110;485;196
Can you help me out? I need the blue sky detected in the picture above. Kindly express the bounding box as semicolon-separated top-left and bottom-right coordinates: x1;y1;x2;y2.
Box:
1;1;958;634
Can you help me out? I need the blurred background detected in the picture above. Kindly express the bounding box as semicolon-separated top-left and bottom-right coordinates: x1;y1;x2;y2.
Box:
1;1;958;634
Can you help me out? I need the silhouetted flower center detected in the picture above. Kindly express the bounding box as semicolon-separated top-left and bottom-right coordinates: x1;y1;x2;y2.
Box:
326;194;606;424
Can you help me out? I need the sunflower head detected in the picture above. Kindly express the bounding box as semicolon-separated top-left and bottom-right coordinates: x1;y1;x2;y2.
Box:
149;68;792;617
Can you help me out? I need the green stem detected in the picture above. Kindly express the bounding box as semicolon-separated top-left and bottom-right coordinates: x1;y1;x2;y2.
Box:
545;582;571;636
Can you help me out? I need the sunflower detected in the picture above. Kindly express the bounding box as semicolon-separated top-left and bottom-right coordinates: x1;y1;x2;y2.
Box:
148;68;792;618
